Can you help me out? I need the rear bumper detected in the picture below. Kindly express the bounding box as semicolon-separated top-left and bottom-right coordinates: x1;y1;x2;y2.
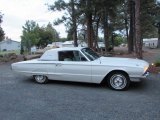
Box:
130;72;149;82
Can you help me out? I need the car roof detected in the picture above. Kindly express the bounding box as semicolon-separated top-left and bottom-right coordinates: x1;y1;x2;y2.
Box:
40;47;87;61
47;47;86;52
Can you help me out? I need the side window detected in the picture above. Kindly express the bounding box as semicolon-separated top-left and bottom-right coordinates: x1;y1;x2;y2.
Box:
59;51;74;61
58;51;87;61
73;51;87;61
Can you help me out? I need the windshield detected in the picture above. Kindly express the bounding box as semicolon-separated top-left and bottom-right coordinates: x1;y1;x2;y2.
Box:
81;48;100;61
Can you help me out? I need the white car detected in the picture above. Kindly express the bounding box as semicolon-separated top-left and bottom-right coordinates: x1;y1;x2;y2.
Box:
11;47;149;90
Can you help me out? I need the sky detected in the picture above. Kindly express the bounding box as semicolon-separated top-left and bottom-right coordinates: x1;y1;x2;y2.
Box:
0;0;67;41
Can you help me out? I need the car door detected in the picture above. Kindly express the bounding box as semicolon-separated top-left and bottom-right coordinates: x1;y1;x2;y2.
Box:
54;50;92;83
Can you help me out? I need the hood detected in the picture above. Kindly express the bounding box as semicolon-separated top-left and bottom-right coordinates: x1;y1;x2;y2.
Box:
99;57;149;68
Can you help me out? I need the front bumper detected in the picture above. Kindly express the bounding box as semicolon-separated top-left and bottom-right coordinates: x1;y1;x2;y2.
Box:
130;71;149;82
142;71;150;77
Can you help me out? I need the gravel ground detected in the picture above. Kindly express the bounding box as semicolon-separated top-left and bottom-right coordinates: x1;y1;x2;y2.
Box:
0;63;160;120
0;47;160;120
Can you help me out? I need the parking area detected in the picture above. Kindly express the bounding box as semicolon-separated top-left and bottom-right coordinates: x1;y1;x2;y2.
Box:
0;63;160;120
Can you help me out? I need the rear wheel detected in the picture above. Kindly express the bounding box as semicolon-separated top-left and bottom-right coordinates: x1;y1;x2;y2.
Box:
34;75;48;84
107;72;130;91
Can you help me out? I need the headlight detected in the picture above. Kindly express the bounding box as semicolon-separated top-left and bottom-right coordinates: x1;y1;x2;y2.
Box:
144;66;148;72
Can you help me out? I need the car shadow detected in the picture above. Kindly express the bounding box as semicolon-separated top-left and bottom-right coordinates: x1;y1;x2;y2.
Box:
48;79;108;89
22;77;112;90
22;78;150;91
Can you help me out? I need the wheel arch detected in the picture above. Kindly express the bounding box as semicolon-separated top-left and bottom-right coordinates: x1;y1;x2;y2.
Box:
101;70;130;84
33;75;48;84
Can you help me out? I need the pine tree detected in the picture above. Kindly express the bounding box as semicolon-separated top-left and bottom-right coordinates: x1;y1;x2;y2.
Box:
0;12;5;41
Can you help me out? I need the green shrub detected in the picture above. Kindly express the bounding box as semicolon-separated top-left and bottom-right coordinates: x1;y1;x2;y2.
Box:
155;59;160;67
0;54;3;58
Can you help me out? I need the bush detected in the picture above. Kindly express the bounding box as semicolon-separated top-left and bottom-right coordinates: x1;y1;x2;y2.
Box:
0;53;17;62
0;54;3;58
154;59;160;67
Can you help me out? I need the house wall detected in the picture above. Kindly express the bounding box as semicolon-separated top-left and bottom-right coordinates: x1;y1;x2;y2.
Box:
0;40;20;51
143;38;158;48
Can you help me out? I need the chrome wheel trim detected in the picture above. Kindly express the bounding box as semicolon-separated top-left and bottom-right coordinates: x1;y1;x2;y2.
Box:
34;75;46;83
110;74;127;90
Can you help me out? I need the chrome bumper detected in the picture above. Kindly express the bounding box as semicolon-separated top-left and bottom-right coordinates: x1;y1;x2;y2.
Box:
130;72;149;82
142;71;150;77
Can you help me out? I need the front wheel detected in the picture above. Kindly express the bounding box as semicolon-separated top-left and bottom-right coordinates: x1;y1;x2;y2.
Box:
34;75;48;84
107;72;130;91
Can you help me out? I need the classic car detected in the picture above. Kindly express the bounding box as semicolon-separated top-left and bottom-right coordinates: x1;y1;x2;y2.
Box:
11;47;149;90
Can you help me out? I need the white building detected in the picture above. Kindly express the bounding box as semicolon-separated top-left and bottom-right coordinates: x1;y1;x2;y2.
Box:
0;39;20;51
143;38;158;48
98;42;105;48
62;40;87;47
52;42;63;48
62;41;105;48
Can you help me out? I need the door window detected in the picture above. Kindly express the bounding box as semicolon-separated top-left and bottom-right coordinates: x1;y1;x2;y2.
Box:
58;51;87;61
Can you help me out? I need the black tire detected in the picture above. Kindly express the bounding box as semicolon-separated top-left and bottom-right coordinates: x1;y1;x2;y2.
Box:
34;75;48;84
107;72;130;91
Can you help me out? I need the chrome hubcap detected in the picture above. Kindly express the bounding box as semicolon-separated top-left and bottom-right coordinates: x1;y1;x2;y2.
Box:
110;74;127;90
35;75;46;83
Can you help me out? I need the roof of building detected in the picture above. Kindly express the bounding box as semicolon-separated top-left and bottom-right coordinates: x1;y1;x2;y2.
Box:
62;41;74;45
0;39;20;44
143;38;158;42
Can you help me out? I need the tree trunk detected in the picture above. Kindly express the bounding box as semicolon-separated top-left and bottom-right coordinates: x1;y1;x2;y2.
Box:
135;0;142;59
158;24;160;48
86;0;93;48
124;1;129;48
111;33;115;50
104;8;109;52
124;17;129;47
25;38;31;53
94;17;100;51
86;13;93;48
128;0;135;53
71;0;78;47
